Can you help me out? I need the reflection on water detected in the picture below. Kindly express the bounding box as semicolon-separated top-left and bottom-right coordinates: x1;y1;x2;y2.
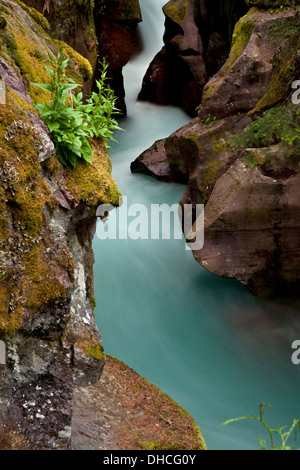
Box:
93;0;300;450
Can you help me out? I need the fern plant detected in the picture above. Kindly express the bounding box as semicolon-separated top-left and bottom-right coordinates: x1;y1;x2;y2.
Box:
34;48;122;168
223;403;300;450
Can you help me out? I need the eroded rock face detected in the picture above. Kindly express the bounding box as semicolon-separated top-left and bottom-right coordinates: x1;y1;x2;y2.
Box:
21;0;98;88
94;0;142;114
21;0;142;108
132;6;300;304
0;0;120;449
138;0;247;116
198;7;300;119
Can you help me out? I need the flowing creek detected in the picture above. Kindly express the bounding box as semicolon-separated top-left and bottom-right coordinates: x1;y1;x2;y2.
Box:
93;0;300;450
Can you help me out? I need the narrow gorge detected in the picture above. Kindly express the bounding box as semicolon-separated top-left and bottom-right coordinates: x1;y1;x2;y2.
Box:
0;0;299;452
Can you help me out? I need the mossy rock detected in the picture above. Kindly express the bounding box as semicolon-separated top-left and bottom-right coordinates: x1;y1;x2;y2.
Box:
163;0;189;24
0;0;93;104
0;0;121;336
246;0;300;7
251;20;300;113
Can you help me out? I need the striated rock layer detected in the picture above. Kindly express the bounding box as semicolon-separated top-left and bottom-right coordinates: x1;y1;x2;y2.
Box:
132;4;300;305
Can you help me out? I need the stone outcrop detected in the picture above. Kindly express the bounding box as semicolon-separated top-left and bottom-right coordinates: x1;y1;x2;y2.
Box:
72;356;206;451
0;0;120;449
20;0;98;93
94;0;142;114
138;0;248;116
132;5;300;305
20;0;142;111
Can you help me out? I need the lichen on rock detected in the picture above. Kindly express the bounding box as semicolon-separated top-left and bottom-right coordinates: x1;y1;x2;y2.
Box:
0;0;121;449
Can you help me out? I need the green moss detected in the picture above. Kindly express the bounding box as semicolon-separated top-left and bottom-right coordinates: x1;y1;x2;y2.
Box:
267;16;299;44
7;89;37;114
246;0;299;8
212;138;227;154
200;160;223;202
83;341;105;360
0;283;23;334
140;440;186;451
0;0;93;105
163;0;189;23
23;245;68;311
203;81;221;100
77;336;105;361
185;133;200;143
230;104;300;157
119;0;142;21
0;0;121;337
0;15;7;28
54;39;93;81
65;139;121;209
15;0;50;31
252;26;300;113
0;21;23;67
225;14;255;72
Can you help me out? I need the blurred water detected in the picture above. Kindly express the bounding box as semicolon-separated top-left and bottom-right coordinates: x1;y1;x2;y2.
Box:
93;0;300;450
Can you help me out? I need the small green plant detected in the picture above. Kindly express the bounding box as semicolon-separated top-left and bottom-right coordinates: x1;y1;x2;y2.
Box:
34;48;122;168
223;403;300;450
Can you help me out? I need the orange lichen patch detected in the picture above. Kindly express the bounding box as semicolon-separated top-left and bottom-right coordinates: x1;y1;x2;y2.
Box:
105;356;206;450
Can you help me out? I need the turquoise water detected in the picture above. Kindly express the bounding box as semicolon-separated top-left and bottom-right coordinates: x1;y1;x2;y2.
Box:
93;0;300;450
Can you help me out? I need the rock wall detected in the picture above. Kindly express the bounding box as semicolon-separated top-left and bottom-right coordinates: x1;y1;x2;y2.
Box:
19;0;98;94
0;0;120;449
94;0;142;114
132;4;300;305
138;0;248;116
21;0;142;112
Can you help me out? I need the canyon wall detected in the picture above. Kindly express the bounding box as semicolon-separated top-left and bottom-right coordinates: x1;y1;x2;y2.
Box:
21;0;142;113
132;1;300;305
94;0;142;114
0;0;121;448
138;0;248;116
0;0;206;450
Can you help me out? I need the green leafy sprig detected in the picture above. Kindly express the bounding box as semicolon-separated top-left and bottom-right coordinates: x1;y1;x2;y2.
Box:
34;48;122;168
